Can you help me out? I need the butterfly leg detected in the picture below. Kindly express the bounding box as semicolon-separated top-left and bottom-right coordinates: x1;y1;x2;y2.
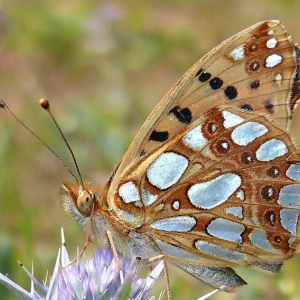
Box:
137;254;172;300
138;254;165;264
63;234;92;267
105;229;125;283
162;257;172;300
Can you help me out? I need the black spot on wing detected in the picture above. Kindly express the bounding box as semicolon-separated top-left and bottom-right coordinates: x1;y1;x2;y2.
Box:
265;100;274;113
224;86;238;100
250;80;260;89
240;104;253;111
149;130;169;142
209;77;223;90
196;69;211;82
169;106;192;124
140;149;146;157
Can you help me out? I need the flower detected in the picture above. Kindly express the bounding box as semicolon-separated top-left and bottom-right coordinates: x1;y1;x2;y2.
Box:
0;229;163;300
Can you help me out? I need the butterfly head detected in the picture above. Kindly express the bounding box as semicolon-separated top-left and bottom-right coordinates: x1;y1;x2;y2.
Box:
61;182;102;223
76;187;95;216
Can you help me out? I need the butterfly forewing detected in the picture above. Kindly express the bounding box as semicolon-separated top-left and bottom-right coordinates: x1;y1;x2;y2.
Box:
111;20;299;182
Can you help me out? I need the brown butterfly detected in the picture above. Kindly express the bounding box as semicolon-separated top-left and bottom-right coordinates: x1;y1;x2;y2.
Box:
60;20;300;297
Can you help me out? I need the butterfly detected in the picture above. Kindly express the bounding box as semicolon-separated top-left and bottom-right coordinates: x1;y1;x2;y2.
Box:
61;20;300;296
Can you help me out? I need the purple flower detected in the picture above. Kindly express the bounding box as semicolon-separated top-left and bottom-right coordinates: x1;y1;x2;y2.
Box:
57;248;162;300
0;229;163;300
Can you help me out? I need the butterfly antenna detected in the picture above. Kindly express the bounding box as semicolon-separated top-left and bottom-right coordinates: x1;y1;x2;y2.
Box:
0;99;80;185
39;98;84;186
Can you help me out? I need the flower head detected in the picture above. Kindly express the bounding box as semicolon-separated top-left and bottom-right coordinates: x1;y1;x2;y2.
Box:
57;248;162;300
0;229;163;300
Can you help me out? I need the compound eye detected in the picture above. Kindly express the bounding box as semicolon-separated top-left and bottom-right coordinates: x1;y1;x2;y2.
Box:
77;190;94;216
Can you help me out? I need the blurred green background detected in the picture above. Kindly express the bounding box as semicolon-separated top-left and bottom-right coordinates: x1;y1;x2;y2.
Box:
1;1;300;299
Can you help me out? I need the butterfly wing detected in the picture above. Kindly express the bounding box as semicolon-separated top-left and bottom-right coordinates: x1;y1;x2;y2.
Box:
102;20;300;290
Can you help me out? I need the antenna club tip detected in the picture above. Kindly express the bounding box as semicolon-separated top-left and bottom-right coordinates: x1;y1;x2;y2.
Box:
0;99;6;109
40;98;50;110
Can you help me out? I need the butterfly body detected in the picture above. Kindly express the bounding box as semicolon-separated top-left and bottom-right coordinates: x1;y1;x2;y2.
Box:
62;20;300;292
